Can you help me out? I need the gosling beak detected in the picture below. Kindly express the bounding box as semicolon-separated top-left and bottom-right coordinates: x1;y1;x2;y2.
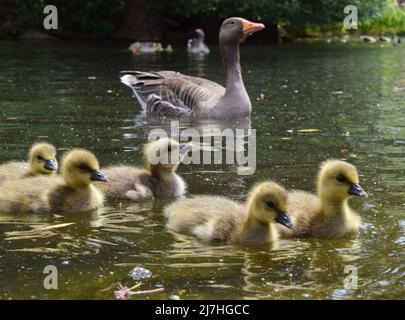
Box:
349;184;368;199
242;19;265;36
44;159;58;171
90;169;108;182
275;211;293;229
179;142;193;155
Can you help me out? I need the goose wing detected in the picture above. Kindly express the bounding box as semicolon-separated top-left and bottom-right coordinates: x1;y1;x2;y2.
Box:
120;71;225;117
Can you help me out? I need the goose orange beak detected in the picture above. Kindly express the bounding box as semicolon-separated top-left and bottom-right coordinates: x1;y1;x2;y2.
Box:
242;19;265;36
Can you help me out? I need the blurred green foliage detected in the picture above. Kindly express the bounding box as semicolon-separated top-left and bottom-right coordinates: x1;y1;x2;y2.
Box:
0;0;403;38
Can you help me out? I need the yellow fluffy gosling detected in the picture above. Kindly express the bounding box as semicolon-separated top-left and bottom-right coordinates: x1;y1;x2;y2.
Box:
165;181;293;245
0;142;58;184
0;149;107;213
96;138;191;201
277;160;368;239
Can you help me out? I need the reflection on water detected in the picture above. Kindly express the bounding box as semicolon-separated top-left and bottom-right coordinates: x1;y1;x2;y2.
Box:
0;41;404;299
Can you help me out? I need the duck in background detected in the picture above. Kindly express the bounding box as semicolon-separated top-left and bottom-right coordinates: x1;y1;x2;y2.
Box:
360;35;377;43
187;28;210;55
378;34;392;42
0;149;107;213
165;181;293;245
128;42;173;55
277;160;368;239
96;138;191;202
120;17;265;118
0;142;58;185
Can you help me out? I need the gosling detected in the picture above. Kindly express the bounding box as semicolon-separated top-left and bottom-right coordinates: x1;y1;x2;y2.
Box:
96;138;191;201
0;149;107;213
0;142;58;184
165;181;293;245
277;160;368;239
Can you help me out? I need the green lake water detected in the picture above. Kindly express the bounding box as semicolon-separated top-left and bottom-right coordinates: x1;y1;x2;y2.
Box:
0;40;404;299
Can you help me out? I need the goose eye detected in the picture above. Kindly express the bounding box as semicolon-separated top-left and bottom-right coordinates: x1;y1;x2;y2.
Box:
37;155;44;161
78;164;91;172
336;175;347;183
266;200;275;208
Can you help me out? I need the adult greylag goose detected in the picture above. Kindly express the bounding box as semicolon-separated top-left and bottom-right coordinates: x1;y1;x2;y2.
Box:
120;17;265;118
187;28;210;55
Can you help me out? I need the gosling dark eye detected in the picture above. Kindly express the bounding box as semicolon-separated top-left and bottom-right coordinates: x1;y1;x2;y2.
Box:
78;163;91;172
266;200;275;208
336;175;348;183
37;155;44;161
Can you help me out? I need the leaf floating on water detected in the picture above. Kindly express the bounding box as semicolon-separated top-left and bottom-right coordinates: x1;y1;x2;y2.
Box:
5;223;74;240
8;247;67;253
38;135;49;139
111;139;120;142
331;91;343;95
297;129;320;133
6;117;18;120
57;148;70;151
131;287;164;295
5;234;55;241
39;222;75;230
281;137;292;140
86;237;118;246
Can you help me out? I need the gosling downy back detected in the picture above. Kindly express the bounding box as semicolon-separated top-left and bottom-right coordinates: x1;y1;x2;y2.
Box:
0;142;58;185
0;148;107;213
97;137;192;201
165;180;292;245
280;160;368;239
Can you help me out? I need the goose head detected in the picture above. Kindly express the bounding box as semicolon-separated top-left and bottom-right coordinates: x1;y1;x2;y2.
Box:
247;181;292;228
219;17;265;45
145;138;192;176
28;142;58;174
194;28;205;39
61;149;107;188
317;160;368;203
